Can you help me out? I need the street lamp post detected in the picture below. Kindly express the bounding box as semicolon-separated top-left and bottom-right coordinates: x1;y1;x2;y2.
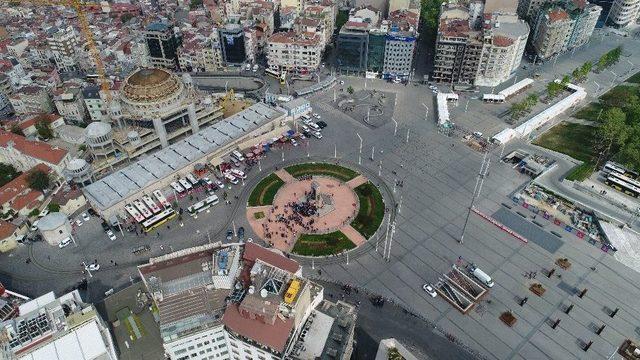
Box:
460;152;491;244
356;133;363;165
386;222;396;261
392;117;398;136
406;128;410;143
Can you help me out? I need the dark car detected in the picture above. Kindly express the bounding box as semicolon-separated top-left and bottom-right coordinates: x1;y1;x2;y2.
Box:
100;221;110;231
226;230;233;241
316;121;327;129
303;130;312;138
238;227;245;241
87;208;97;216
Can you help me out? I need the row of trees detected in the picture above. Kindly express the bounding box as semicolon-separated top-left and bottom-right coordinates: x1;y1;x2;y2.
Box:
596;46;622;72
509;94;539;122
571;61;593;83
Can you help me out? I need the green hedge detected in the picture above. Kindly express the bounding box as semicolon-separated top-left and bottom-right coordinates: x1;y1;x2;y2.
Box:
566;162;595;181
248;173;285;206
285;163;359;182
351;182;385;239
292;231;356;256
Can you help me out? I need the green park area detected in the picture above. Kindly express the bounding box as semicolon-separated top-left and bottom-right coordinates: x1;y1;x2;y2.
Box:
533;123;598;181
247;173;285;206
351;182;385;239
292;231;356;256
285;163;359;182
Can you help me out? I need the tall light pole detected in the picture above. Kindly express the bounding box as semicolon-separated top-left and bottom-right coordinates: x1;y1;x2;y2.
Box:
392;117;398;136
421;103;429;121
356;133;363;165
386;222;396;261
594;80;601;95
460;152;491;244
406;128;410;143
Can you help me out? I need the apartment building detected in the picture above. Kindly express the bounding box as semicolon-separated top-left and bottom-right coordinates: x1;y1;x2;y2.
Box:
53;86;87;124
0;131;70;176
0;290;118;360
46;26;80;73
266;31;322;76
530;1;601;60
383;31;417;80
8;85;54;115
82;85;107;122
607;0;640;27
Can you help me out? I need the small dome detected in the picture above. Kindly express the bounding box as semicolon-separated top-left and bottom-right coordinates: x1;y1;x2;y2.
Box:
67;158;88;171
37;213;68;231
85;122;112;138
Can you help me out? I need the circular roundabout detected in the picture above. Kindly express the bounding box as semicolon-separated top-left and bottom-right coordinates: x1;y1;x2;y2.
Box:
246;162;385;257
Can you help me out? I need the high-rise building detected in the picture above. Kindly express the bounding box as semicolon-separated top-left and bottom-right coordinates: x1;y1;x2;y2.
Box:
530;1;601;60
0;290;118;360
367;29;387;74
336;22;371;73
607;0;640;27
432;3;529;86
219;24;247;66
383;31;417;80
144;22;180;70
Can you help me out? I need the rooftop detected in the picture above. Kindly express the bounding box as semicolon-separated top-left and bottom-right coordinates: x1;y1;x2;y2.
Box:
0;163;51;209
0;132;68;165
83;103;284;210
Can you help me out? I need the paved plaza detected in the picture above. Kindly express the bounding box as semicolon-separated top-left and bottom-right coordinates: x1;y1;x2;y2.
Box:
246;173;363;252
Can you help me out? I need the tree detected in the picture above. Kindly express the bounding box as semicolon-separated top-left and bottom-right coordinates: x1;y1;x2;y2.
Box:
189;0;202;9
347;86;354;94
561;75;571;85
580;61;593;75
78;144;87;151
335;9;349;31
597;107;628;164
47;202;60;212
28;208;40;218
120;13;134;23
421;0;446;34
10;124;24;136
26;169;50;191
35;120;53;140
0;163;20;187
546;82;563;98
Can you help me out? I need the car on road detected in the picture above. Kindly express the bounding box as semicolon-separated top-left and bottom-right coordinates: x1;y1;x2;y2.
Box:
75;219;83;227
81;213;90;221
58;237;72;248
312;131;323;139
106;230;116;241
291;139;298;147
87;263;100;271
226;230;233;241
473;131;483;138
422;283;437;297
238;227;245;241
30;220;39;232
316;121;327;129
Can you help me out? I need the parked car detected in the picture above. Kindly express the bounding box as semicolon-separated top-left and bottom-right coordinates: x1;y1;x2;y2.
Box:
101;221;110;232
312;131;323;139
316;121;327;129
87;263;100;271
226;230;233;241
75;219;83;227
87;208;97;216
422;283;437;298
215;180;225;189
30;220;39;232
291;139;299;147
81;213;90;221
238;227;245;241
38;209;49;218
106;230;116;241
58;237;72;248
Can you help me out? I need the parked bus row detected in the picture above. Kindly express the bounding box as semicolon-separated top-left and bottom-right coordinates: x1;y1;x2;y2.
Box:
124;190;175;232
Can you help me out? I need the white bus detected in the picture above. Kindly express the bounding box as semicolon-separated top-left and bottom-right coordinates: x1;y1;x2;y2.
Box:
133;200;153;219
224;173;239;184
186;173;200;186
179;178;193;191
141;208;177;233
125;204;145;223
188;195;219;215
170;181;185;194
142;195;162;214
153;190;171;208
230;169;246;179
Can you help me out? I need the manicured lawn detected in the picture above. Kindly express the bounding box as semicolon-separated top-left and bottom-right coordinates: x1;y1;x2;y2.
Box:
285;163;359;182
292;231;356;256
351;182;385;239
627;71;640;84
574;103;604;122
253;211;265;219
248;173;284;206
566;162;596;181
533;123;597;162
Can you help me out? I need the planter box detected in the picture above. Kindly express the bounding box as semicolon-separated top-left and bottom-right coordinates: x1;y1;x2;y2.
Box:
530;283;546;296
500;312;517;327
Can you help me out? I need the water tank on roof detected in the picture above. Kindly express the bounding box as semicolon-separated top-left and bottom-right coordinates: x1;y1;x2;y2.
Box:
260;289;268;298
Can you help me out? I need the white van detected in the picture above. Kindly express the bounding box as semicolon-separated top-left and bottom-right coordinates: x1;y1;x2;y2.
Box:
308;122;320;131
231;150;245;162
471;266;494;288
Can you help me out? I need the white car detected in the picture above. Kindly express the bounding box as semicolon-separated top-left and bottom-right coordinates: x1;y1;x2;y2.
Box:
312;113;319;118
87;263;100;271
75;219;83;227
291;139;299;147
30;220;39;232
422;283;437;298
38;209;49;218
312;131;323;139
58;237;72;248
339;80;345;85
106;230;116;241
215;180;225;189
473;131;484;138
81;213;90;221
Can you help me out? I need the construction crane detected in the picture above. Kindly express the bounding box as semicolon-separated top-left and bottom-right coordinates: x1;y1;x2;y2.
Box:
19;0;112;104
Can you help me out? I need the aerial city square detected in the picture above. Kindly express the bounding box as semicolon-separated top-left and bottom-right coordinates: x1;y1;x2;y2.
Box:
1;0;640;358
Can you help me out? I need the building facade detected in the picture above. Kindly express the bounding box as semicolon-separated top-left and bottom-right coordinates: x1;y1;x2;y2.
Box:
266;32;322;76
46;26;80;73
145;22;180;70
0;132;70;176
607;0;640;27
8;86;54;115
382;31;416;79
336;23;370;73
219;25;247;66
